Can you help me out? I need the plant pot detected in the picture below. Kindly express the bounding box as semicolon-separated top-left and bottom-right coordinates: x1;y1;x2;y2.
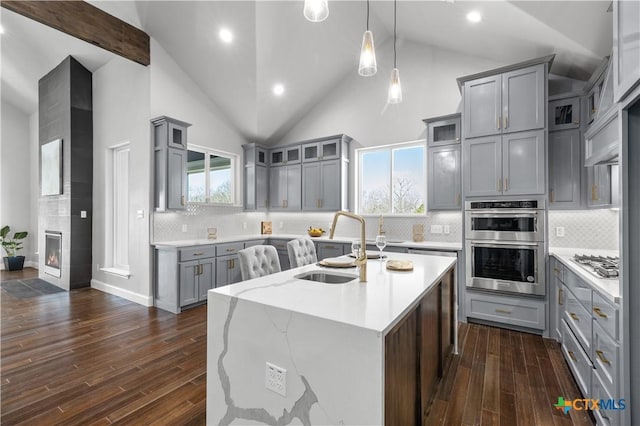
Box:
3;256;25;271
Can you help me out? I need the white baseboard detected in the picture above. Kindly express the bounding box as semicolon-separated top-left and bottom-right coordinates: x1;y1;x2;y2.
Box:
91;278;153;307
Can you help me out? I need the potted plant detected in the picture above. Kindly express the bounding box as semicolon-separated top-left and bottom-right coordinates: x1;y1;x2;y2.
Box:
1;226;28;271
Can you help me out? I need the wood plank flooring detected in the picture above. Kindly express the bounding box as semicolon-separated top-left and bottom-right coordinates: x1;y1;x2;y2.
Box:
1;279;593;425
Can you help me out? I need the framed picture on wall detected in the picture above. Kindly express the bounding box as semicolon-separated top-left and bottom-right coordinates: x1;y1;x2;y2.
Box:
41;138;62;196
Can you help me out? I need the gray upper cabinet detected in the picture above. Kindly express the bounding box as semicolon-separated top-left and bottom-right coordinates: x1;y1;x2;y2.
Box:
428;145;461;210
270;145;301;166
424;114;461;146
302;138;341;162
464;64;545;138
464;135;502;197
502;130;545;195
587;164;612;208
549;96;581;131
464;130;545;197
269;164;302;210
243;143;269;211
316;242;347;260
549;129;582;209
463;75;501;138
613;0;640;103
153;116;191;212
302;159;342;211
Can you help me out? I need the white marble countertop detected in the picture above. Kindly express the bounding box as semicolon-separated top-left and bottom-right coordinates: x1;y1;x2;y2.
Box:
549;247;620;304
153;234;462;251
209;252;457;334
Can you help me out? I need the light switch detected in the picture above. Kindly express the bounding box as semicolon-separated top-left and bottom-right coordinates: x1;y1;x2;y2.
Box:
80;210;87;218
137;209;144;219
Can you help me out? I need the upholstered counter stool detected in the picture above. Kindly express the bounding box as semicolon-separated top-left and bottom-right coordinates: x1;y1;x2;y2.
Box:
287;238;318;268
237;245;282;281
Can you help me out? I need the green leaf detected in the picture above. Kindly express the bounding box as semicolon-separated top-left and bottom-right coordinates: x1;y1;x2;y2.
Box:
13;232;28;240
0;226;9;239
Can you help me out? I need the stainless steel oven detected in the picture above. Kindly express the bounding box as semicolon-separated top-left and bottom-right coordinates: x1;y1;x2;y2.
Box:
465;198;546;296
465;240;545;296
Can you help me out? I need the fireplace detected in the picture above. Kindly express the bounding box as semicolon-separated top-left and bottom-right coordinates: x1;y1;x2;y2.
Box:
44;231;62;277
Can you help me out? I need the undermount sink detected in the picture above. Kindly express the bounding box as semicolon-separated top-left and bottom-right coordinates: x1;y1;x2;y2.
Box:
295;271;358;284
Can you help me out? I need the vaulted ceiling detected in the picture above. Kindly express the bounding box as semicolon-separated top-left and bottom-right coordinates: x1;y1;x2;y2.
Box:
1;1;612;144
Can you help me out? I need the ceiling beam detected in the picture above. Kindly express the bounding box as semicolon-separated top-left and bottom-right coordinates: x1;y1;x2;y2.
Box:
1;1;150;66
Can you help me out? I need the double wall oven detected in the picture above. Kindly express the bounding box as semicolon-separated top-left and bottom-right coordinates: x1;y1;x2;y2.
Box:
465;199;546;296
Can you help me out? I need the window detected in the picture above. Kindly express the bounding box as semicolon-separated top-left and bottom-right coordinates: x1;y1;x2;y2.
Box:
103;143;130;277
187;146;236;204
358;142;426;214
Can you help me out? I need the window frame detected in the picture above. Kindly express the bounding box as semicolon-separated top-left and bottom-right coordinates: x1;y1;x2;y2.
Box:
186;144;238;206
355;140;427;216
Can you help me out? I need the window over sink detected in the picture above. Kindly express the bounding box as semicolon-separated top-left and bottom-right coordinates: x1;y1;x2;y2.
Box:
187;146;237;205
357;142;426;215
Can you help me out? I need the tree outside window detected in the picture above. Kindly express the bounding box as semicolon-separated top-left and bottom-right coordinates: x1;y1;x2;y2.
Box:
187;147;235;204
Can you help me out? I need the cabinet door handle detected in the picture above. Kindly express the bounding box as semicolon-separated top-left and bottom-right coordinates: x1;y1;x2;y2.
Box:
550;189;555;203
497;179;502;192
591;185;597;201
567;350;577;362
193;252;204;256
504;178;508;191
558;288;563;306
319;198;323;208
496;117;501;130
504;116;508;129
282;200;285;208
495;308;512;314
226;248;236;252
570;312;579;321
181;195;185;206
595;350;611;366
456;193;461;206
553;267;561;274
593;307;608;318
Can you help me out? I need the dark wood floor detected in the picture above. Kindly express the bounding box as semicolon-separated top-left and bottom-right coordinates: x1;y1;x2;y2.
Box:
1;270;592;425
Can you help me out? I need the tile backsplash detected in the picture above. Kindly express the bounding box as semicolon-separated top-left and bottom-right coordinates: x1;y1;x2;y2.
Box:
152;204;462;244
548;209;619;251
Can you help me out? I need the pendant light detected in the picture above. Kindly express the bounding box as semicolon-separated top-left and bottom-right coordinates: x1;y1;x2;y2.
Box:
387;0;402;104
303;0;329;22
358;0;377;76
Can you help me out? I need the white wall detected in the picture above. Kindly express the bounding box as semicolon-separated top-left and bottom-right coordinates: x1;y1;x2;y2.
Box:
92;55;151;304
278;40;504;147
0;101;35;266
29;111;39;265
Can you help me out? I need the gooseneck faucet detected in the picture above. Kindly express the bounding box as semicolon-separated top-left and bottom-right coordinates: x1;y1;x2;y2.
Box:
330;211;367;282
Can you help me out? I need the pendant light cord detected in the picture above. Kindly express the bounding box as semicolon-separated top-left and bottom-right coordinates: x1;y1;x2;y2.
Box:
366;0;370;31
393;0;397;68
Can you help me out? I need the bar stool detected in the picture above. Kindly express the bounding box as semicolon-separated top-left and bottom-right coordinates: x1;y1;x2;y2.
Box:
287;238;318;268
237;245;282;281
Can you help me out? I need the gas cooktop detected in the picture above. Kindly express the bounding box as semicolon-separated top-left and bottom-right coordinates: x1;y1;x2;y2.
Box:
573;254;619;279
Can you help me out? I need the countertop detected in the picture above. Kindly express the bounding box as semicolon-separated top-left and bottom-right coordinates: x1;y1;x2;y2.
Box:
209;252;457;334
153;234;462;251
549;247;620;304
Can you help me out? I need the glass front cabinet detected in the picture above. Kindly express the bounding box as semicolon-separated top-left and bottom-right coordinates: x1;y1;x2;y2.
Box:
424;113;461;147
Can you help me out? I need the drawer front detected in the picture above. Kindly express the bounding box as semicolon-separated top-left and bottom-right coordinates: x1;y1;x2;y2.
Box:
550;257;565;283
563;286;593;354
216;242;244;256
563;267;592;309
466;293;545;330
592;291;619;341
179;246;216;261
592;367;621;426
244;239;267;248
561;319;592;397
592;320;619;396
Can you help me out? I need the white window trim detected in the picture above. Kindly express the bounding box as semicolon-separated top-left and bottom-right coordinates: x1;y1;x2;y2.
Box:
187;144;239;206
104;141;131;277
355;140;427;216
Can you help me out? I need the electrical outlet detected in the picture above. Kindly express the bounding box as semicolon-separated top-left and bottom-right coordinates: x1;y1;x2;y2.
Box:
243;222;247;230
279;222;284;230
182;224;188;233
443;225;450;234
556;227;565;237
80;210;87;218
137;209;144;219
265;362;286;396
430;225;443;234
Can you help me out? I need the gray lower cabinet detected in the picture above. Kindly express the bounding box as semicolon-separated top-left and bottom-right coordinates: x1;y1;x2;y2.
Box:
216;255;241;287
465;291;546;331
243;143;269;211
427;145;461;210
549;129;582;209
269;239;291;270
316;242;347;260
302;160;342;211
180;258;215;305
464;129;545;197
269;165;302;210
550;257;564;342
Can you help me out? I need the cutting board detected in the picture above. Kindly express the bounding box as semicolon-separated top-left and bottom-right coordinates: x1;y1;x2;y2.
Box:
319;257;356;268
386;260;414;271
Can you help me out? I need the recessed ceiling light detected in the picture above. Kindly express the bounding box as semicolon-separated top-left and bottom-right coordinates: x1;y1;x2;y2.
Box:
273;84;285;96
219;28;233;43
466;11;482;23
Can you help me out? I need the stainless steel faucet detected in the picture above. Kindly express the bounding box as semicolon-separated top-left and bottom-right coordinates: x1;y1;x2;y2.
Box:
330;211;367;282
